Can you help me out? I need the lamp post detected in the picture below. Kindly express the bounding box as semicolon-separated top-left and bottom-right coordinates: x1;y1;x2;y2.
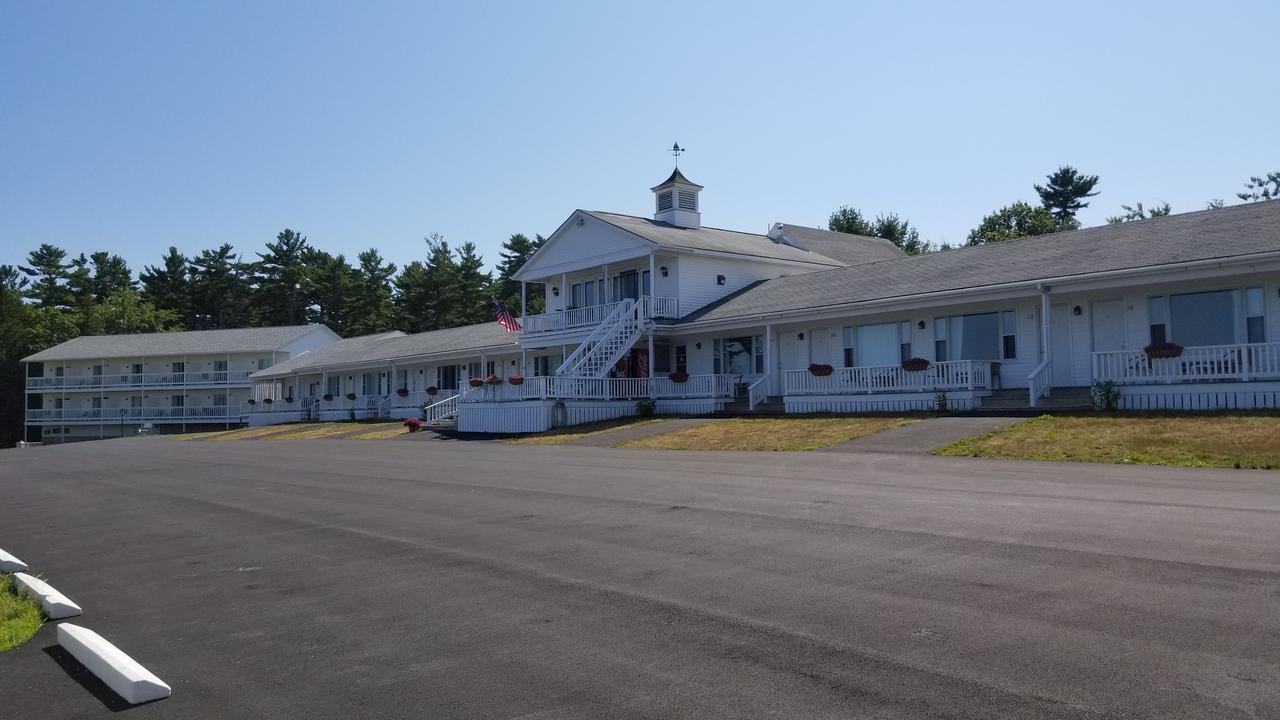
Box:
120;408;127;438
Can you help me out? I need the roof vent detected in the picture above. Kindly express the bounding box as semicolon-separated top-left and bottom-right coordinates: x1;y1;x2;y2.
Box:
652;167;702;229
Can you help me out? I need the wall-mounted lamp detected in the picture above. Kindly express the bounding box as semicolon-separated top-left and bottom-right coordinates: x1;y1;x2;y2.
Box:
797;332;805;341
659;266;668;277
576;217;585;226
695;342;702;350
1073;305;1083;316
716;274;726;285
917;320;926;330
552;286;560;297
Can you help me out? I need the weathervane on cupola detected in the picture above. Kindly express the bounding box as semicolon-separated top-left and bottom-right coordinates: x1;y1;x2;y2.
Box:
652;142;702;229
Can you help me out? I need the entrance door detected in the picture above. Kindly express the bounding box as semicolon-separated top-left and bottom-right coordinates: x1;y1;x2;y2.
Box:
1050;304;1074;385
1090;299;1126;353
781;330;809;370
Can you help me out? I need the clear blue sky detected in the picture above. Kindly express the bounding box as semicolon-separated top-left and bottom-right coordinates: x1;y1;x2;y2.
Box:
2;1;1277;276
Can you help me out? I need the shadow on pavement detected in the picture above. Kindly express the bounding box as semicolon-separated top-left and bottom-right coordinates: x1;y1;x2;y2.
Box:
41;644;144;712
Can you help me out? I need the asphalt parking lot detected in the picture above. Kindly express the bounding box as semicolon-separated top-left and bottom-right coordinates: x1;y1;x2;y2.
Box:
1;437;1277;719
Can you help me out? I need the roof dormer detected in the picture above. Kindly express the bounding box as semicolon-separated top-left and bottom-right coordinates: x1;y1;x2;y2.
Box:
651;167;702;229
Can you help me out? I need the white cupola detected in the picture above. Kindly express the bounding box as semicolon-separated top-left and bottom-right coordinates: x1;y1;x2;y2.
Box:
651;167;702;229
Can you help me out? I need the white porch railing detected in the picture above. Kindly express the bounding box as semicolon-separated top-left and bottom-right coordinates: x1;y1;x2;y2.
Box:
26;370;253;391
1027;359;1052;407
457;374;738;402
424;394;461;424
783;360;992;396
521;295;678;335
1092;342;1280;385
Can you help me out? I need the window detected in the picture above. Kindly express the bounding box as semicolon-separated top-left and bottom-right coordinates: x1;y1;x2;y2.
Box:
900;321;913;361
642;270;651;297
326;376;341;397
584;280;596;307
485;360;496;376
1148;296;1168;345
211;394;226;407
54;398;63;409
54;366;64;377
1001;311;1018;360
214;360;227;372
172;361;185;374
467;362;481;378
171;395;185;408
653;343;672;374
132;363;144;375
92;397;102;409
1246;287;1266;343
93;365;103;377
1170;290;1238;347
933;312;1007;361
656;190;673;212
716;336;762;375
130;396;143;408
397;369;408;389
570;283;584;308
438;365;458;390
842;322;911;367
675;345;687;373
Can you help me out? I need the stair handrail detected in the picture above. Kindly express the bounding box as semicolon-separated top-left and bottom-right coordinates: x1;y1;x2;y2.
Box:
746;375;769;411
423;393;460;424
1027;359;1052;407
556;298;639;377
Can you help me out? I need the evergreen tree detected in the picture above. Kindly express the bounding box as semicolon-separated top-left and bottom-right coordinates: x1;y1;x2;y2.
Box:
19;243;73;308
451;241;494;326
870;214;929;255
88;252;134;300
1106;202;1172;224
189;244;252;329
1237;171;1280;202
1034;165;1099;226
966;202;1061;245
304;250;357;335
395;234;458;333
251;228;312;326
348;249;397;336
140;247;192;328
494;233;546;315
77;291;179;336
827;206;875;236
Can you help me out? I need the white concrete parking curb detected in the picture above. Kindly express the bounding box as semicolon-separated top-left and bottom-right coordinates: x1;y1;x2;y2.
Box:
0;547;28;573
57;624;172;705
12;572;82;619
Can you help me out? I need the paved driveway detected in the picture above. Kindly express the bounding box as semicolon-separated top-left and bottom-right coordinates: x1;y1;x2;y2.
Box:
1;438;1277;719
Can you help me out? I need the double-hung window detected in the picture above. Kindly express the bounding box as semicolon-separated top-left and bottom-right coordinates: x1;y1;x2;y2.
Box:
1246;287;1266;343
674;345;688;373
584;280;596;307
842;322;912;367
1150;287;1265;346
932;311;1016;362
570;283;584;308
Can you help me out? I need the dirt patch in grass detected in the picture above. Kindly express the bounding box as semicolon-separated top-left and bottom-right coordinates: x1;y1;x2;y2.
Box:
1;574;43;652
505;418;668;446
935;414;1280;469
617;416;917;451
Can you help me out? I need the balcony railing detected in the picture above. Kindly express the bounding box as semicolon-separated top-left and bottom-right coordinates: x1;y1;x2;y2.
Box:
458;374;737;402
26;406;243;423
26;370;253;391
783;360;992;396
1092;342;1280;385
521;296;679;335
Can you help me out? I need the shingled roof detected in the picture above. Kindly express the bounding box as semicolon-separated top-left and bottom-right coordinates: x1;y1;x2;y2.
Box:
23;325;332;362
682;200;1280;324
251;323;519;378
584;211;847;267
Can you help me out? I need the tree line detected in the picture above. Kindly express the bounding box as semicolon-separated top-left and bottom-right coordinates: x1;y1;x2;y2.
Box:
0;231;545;447
828;168;1279;253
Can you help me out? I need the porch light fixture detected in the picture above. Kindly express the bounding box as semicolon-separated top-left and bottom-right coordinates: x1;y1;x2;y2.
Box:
1073;305;1083;316
797;332;805;340
695;342;702;350
716;274;726;285
917;320;926;330
552;286;560;296
660;266;668;277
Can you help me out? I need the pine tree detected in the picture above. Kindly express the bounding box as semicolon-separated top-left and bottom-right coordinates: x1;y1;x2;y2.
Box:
189;244;252;329
251;229;312;326
395;234;458;332
348;249;397;336
451;242;494;326
495;233;545;315
304;250;357;335
1106;202;1172;224
1034;165;1100;226
140;247;192;328
19;244;73;309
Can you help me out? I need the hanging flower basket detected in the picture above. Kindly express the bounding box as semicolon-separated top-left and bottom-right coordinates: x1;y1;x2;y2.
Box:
426;386;439;396
507;375;525;386
808;363;834;377
284;396;294;404
263;398;274;405
396;388;409;397
668;370;689;383
901;357;930;372
247;399;257;406
323;393;333;402
485;374;503;386
345;392;357;401
468;377;485;388
1144;341;1183;359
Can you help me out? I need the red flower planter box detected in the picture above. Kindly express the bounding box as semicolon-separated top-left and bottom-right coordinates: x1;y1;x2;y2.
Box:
808;363;834;377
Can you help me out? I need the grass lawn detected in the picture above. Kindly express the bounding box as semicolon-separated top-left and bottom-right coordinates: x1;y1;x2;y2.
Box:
1;574;43;652
936;414;1280;469
504;418;668;446
348;426;411;440
616;416;917;451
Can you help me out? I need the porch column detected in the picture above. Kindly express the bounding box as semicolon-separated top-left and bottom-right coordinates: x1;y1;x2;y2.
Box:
765;324;774;396
521;348;528;377
1039;286;1052;366
520;281;527;318
560;273;567;309
648;252;656;309
648;332;656;400
602;264;609;303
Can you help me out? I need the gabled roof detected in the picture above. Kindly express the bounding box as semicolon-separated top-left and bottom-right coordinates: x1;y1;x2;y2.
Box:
22;325;333;362
682;200;1280;324
650;168;703;190
585;211;847;266
251;323;519;378
768;224;907;266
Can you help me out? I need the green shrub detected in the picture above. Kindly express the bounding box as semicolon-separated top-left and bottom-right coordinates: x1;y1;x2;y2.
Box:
1091;379;1120;411
635;399;656;418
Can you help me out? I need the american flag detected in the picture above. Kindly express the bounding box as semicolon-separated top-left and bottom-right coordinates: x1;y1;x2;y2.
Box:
493;299;522;332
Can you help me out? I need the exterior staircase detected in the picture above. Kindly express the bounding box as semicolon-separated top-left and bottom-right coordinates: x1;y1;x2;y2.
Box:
555;298;649;378
977;387;1094;415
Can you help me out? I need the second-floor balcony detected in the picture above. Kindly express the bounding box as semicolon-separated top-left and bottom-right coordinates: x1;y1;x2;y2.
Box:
27;405;244;423
27;370;254;392
521;296;679;335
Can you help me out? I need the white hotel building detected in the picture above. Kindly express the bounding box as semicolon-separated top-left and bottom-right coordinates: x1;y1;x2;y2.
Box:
22;325;338;442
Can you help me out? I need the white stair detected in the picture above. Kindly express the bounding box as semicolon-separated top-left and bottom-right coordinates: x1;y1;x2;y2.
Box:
424;394;460;425
555;298;649;379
